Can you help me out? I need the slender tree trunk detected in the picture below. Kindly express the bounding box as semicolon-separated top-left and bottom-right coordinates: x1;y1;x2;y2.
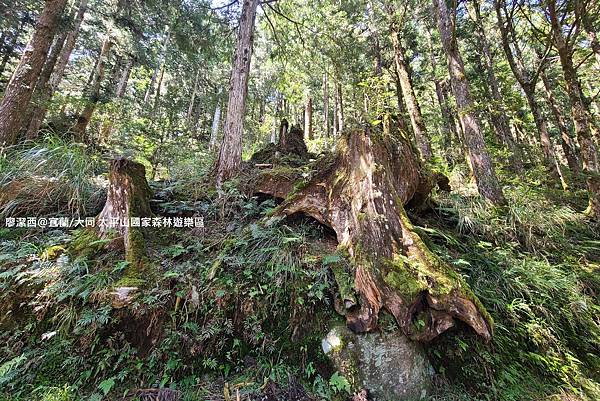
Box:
426;28;457;163
144;26;170;105
336;82;344;134
433;0;505;205
25;25;71;139
304;96;313;140
116;54;134;98
541;72;581;175
494;0;560;180
73;36;113;141
547;0;600;217
214;0;259;186
187;69;200;121
49;0;87;91
392;64;411;135
271;94;280;144
0;0;68;146
26;0;88;138
389;12;432;160
323;73;330;137
333;88;339;137
467;0;521;170
152;63;165;117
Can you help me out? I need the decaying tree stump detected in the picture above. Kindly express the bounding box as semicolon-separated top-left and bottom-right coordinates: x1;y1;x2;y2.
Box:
71;158;153;303
250;123;309;166
254;128;492;342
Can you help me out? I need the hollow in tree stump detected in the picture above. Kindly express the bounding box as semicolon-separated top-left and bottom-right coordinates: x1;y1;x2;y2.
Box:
255;128;492;342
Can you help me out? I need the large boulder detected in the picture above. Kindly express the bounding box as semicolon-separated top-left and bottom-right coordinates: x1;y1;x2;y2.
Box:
322;324;433;400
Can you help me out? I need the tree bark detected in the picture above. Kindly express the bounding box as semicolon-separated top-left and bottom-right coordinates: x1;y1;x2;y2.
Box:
73;35;113;141
210;100;222;151
541;72;581;175
214;0;259;187
495;0;564;183
433;0;506;205
144;27;170;105
187;69;200;121
389;12;432;160
547;0;600;217
304;96;313;140
254;128;492;342
467;0;521;170
116;54;134;98
324;74;330;137
0;0;68;146
25;0;87;139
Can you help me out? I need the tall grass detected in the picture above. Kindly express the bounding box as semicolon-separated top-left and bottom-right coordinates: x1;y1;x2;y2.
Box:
0;137;105;218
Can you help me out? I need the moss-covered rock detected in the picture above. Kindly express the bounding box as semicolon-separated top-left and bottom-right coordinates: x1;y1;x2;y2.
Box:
322;324;433;400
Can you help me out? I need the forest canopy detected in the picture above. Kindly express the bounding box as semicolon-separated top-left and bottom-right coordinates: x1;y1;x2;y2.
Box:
0;0;599;400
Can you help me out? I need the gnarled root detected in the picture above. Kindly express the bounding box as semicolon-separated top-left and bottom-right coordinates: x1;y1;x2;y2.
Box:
255;128;492;342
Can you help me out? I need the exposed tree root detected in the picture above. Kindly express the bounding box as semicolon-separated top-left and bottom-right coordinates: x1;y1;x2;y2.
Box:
254;128;492;342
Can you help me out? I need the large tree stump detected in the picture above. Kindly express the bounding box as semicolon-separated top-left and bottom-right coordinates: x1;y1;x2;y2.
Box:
99;158;152;286
255;128;492;342
71;158;153;303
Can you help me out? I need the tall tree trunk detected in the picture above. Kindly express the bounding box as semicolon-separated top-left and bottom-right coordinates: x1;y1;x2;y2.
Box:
494;0;561;180
115;54;134;98
392;64;411;135
49;0;87;91
433;0;505;205
467;0;521;170
151;63;165;117
210;100;222;151
214;0;259;186
323;73;330;137
304;96;313;140
25;0;88;138
336;82;344;134
73;36;113;141
541;72;581;175
144;26;170;105
0;0;68;146
388;11;432;160
333;84;339;137
426;29;458;165
187;69;200;121
547;0;600;217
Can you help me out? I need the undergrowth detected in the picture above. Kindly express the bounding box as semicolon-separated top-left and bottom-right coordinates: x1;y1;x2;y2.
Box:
0;156;598;400
0;136;105;217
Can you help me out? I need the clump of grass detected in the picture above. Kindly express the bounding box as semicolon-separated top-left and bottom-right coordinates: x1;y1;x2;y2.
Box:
437;185;598;256
0;136;105;218
422;185;600;400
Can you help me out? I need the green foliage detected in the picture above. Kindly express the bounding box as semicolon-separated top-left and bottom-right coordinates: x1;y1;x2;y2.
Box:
0;136;104;217
422;187;600;401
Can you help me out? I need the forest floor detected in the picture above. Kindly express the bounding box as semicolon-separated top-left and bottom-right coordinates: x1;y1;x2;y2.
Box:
0;138;599;401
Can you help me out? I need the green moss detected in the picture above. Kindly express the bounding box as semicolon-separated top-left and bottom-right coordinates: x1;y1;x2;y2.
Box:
330;259;356;307
116;228;155;288
68;228;113;258
382;256;425;300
